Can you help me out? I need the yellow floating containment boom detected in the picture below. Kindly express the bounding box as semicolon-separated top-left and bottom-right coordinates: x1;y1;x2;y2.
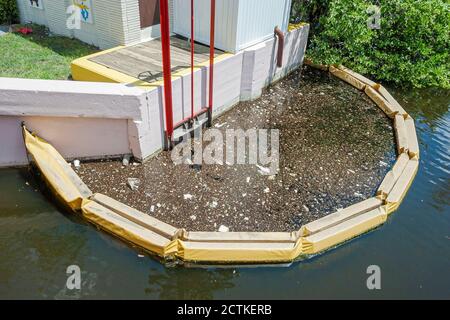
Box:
21;62;419;264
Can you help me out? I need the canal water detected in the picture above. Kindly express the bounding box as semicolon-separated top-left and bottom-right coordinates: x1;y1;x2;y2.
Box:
0;86;448;299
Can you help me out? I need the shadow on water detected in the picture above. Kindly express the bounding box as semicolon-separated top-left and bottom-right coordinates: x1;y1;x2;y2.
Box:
144;267;238;300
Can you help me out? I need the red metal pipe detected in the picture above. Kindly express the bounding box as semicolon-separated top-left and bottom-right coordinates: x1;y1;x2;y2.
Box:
173;107;209;130
208;0;216;126
160;0;174;143
190;0;195;120
274;26;284;68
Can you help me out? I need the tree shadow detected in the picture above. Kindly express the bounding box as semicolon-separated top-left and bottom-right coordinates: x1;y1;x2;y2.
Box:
15;23;99;58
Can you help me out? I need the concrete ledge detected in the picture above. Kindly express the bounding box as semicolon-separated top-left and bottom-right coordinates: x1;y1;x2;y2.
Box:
0;77;145;120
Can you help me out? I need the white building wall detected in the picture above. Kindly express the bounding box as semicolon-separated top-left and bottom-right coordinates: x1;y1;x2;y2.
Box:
120;0;175;46
235;0;292;51
173;0;238;52
17;0;174;49
17;0;128;49
72;0;127;49
121;0;141;45
45;1;72;37
17;0;48;26
173;0;291;53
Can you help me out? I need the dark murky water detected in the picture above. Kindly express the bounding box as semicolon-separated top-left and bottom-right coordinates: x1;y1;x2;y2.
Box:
0;86;448;299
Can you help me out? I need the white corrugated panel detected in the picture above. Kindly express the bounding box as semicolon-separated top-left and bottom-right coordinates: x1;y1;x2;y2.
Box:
173;0;291;53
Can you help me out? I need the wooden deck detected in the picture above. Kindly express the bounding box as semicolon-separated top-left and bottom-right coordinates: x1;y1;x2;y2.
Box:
89;36;223;83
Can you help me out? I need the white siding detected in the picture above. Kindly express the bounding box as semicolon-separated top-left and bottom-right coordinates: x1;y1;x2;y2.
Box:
173;0;291;53
121;0;141;44
17;0;174;48
17;0;48;26
173;0;238;51
235;0;291;51
17;0;129;49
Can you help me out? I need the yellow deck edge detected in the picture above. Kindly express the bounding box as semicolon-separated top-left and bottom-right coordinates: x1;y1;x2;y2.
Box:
71;43;234;91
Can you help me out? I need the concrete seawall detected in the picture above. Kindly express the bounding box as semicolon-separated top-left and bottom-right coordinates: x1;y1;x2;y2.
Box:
0;24;309;168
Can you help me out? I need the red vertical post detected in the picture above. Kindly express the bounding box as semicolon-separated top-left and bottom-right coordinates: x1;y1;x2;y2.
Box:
190;0;195;120
160;0;174;145
207;0;216;127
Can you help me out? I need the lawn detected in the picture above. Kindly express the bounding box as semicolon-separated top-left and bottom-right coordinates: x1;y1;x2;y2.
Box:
0;24;98;80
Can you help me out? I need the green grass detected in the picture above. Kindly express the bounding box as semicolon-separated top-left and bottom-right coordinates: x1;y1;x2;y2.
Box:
0;24;98;80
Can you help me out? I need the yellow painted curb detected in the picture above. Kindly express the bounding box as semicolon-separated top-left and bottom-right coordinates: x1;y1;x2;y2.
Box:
71;44;233;91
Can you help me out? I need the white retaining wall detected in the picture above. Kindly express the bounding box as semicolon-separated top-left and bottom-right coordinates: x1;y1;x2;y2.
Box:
0;24;309;167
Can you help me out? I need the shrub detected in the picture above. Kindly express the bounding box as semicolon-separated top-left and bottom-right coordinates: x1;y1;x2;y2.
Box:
292;0;450;88
0;0;18;25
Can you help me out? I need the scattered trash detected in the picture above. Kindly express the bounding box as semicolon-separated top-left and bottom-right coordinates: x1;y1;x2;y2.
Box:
122;155;131;166
127;178;140;191
256;164;271;175
73;160;81;168
263;187;270;193
210;201;218;208
74;67;395;233
214;122;227;128
138;254;145;258
218;225;229;232
17;27;33;35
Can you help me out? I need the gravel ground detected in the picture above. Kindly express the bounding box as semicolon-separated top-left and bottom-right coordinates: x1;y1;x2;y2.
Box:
77;66;396;232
